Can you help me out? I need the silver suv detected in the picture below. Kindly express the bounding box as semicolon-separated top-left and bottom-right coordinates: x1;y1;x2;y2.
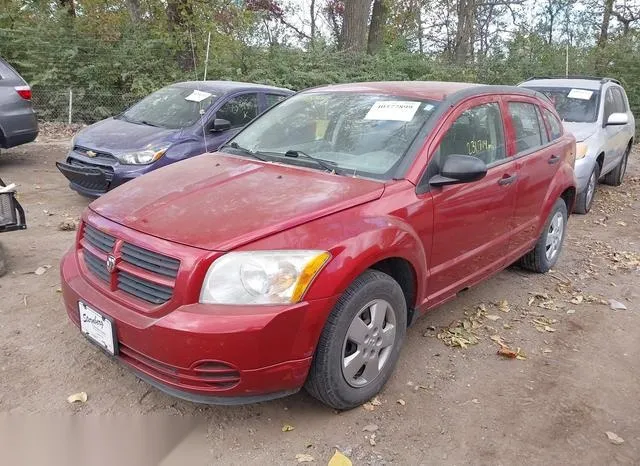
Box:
0;57;38;150
520;76;635;213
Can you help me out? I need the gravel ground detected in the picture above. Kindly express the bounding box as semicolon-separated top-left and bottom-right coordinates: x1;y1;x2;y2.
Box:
0;141;639;465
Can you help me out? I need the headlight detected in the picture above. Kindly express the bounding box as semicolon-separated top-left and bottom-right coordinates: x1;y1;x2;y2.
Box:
117;144;169;165
200;251;331;305
575;142;589;160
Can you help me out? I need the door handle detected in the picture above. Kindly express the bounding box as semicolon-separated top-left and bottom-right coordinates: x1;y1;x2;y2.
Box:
548;155;560;165
498;174;517;186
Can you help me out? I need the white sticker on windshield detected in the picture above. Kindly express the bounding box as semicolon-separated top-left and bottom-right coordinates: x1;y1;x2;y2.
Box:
567;89;593;100
365;101;421;121
185;90;213;102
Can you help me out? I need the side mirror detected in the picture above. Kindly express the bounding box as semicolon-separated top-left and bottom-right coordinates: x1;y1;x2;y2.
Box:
606;112;629;126
211;118;231;132
429;154;488;187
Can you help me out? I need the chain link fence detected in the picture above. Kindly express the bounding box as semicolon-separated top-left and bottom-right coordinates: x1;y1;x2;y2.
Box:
31;87;141;124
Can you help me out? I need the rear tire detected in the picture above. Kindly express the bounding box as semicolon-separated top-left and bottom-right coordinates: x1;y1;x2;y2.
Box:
305;269;407;410
574;164;599;214
602;144;630;186
520;199;568;273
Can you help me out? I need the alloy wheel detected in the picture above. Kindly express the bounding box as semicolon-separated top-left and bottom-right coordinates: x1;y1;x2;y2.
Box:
545;211;564;261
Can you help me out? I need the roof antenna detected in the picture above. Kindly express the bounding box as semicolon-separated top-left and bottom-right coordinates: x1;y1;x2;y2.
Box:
189;30;210;154
204;32;211;81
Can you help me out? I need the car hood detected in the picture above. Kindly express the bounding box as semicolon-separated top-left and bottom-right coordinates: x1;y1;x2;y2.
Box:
563;122;597;143
89;153;385;251
74;117;183;153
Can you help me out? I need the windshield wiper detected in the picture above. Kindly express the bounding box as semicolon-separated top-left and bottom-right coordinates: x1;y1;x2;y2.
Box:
138;120;163;128
283;150;338;173
220;142;268;161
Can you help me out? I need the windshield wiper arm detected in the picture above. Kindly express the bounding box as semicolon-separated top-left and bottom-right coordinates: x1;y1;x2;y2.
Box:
283;150;338;173
220;142;268;161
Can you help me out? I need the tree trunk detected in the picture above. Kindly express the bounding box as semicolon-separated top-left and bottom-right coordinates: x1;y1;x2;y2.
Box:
310;0;317;46
367;0;387;54
166;0;194;72
597;0;614;47
126;0;143;23
454;0;475;64
341;0;372;52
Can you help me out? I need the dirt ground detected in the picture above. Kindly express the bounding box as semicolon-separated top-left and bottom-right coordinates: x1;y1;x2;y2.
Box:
0;139;639;465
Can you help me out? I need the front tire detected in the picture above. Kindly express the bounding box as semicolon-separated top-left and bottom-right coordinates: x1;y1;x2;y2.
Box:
520;198;568;273
574;164;599;214
602;144;631;186
305;269;407;410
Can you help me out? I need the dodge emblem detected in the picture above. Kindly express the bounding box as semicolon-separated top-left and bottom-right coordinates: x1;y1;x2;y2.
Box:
106;255;116;273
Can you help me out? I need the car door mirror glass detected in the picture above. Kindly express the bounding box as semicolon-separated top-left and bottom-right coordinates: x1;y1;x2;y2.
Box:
211;118;231;132
430;154;488;187
606;112;628;126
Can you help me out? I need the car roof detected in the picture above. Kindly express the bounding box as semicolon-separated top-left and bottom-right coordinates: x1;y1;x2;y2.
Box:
519;77;617;91
303;81;544;103
171;80;292;95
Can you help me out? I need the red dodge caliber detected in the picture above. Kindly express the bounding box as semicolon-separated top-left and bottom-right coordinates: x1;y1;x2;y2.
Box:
61;82;577;409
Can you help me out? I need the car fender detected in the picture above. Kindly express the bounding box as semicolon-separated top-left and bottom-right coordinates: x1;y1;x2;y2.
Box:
238;210;428;305
536;162;576;237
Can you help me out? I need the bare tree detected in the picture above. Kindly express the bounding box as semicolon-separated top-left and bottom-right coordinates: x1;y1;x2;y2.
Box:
368;0;389;54
612;1;640;36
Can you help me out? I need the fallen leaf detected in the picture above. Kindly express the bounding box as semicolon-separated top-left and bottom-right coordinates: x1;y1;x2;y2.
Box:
616;221;627;226
328;450;353;466
527;296;535;306
67;392;88;403
498;300;510;312
605;431;624;445
486;314;501;321
282;424;295;432
609;299;627;311
490;335;508;347
497;347;518;358
397;399;406;406
362;424;379;432
503;323;512;329
362;402;374;411
570;295;584;305
58;219;77;231
544;326;556;333
295;453;314;463
543;348;552;353
368;433;377;446
370;396;382;406
35;265;52;276
566;309;576;314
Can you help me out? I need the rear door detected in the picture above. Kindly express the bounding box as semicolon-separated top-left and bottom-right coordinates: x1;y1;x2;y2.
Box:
602;87;625;173
506;97;562;254
424;96;518;305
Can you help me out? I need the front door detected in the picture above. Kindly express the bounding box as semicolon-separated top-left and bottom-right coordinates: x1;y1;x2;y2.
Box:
423;98;518;306
204;92;259;152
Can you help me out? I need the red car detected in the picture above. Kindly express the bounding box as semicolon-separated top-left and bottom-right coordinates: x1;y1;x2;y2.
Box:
60;82;577;409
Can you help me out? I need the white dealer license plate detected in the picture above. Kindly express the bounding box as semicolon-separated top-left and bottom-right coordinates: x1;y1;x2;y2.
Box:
79;302;116;355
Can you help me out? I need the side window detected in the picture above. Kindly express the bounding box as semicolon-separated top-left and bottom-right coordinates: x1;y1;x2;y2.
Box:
612;88;627;113
508;102;543;154
216;93;258;128
536;107;550;144
604;88;616;120
434;102;505;166
265;94;287;109
542;109;563;140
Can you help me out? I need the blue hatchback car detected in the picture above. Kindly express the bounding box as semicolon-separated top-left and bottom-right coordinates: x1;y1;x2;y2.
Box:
56;81;293;196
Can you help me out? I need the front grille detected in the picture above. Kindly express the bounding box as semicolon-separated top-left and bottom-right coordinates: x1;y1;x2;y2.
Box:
117;270;173;304
80;223;180;305
84;224;115;253
121;243;180;278
73;146;118;161
84;250;110;282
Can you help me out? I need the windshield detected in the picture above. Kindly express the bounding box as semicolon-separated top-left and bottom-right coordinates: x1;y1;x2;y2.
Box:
121;86;217;129
529;87;600;123
224;92;439;179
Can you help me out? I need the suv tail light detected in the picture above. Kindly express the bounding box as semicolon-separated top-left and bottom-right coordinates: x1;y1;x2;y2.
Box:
15;85;32;100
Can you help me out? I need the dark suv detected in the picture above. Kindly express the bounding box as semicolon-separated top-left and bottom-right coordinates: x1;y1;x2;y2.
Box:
0;58;38;149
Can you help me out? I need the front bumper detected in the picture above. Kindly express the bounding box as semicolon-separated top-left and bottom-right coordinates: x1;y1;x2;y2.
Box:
56;149;152;197
60;249;337;404
574;156;596;193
